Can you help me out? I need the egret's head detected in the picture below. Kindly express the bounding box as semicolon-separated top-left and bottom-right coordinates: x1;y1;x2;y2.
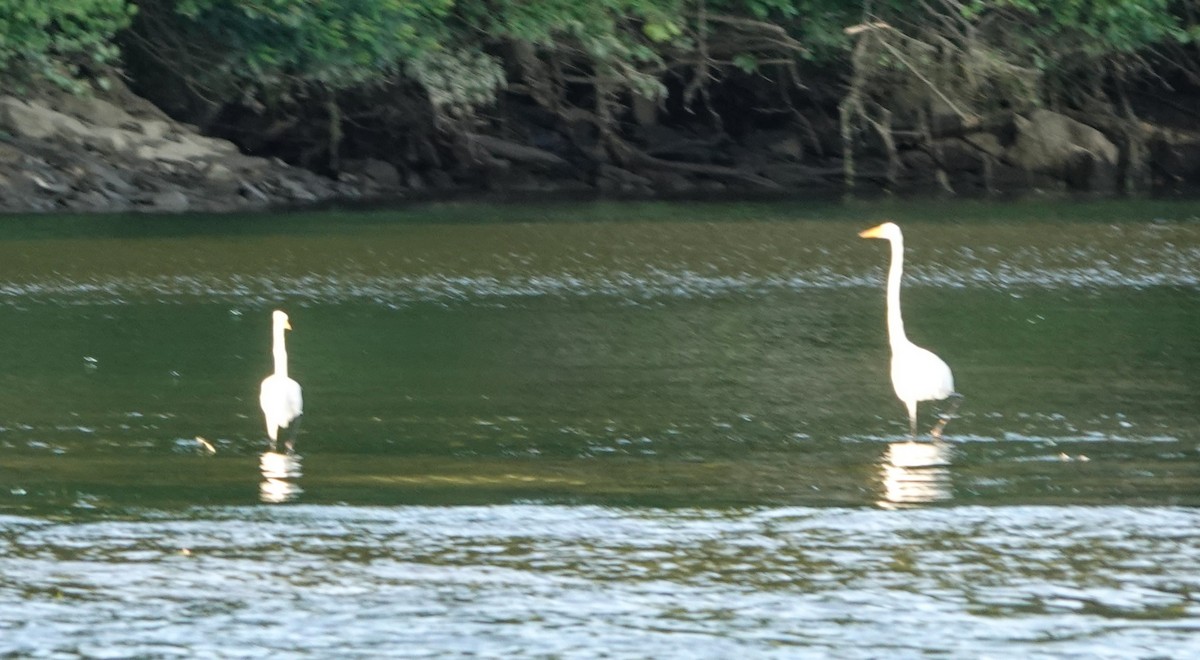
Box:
858;222;902;241
273;310;292;330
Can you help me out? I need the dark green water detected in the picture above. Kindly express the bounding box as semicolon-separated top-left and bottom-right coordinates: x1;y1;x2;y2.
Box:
1;199;1198;655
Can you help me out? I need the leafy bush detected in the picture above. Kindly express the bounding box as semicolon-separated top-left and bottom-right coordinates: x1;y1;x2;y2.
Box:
168;0;454;88
0;0;136;89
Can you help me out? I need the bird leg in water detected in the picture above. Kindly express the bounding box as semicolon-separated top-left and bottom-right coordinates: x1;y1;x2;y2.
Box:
930;393;964;439
281;415;302;455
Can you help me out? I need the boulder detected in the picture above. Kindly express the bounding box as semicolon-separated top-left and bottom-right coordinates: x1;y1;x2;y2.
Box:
66;190;112;211
466;133;570;171
205;162;236;182
764;133;805;162
0;87;364;213
54;94;127;128
756;163;840;188
928;138;986;173
897;150;944;188
597;165;653;193
278;177;318;201
343;158;401;188
134;134;238;163
643;170;696;193
1149;129;1200;186
149;189;190;212
1006;109;1118;191
630;93;659;127
964;132;1004;158
0;96;237;163
0;97;83;140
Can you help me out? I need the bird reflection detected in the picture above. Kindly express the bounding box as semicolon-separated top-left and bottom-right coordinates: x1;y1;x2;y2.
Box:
259;451;303;503
877;441;952;509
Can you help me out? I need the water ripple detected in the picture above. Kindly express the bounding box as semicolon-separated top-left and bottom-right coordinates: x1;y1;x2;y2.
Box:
0;259;1196;306
1;505;1197;656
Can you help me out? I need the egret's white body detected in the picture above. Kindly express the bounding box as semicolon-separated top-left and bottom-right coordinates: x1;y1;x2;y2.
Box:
260;310;303;444
859;222;956;437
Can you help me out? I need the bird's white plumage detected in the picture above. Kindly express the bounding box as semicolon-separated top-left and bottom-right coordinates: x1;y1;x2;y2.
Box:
890;343;954;405
260;310;303;442
260;374;302;440
860;222;956;437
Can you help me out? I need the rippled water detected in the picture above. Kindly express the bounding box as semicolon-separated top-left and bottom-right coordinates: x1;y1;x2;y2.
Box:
4;506;1199;657
0;199;1198;655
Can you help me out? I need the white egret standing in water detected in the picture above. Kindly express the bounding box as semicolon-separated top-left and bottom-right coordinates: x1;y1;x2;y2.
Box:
260;310;303;448
859;222;960;438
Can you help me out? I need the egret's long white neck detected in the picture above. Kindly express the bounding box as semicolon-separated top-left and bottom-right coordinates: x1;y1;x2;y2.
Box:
885;235;909;348
272;323;289;379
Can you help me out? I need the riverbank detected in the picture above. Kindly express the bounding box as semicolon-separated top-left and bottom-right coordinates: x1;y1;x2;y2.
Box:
0;84;369;214
1;80;1199;214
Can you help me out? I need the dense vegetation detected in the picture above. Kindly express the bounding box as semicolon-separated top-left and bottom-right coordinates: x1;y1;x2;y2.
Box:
3;0;1198;191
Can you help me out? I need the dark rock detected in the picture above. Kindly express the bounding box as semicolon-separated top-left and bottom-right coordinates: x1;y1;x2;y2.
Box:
278;177;319;201
27;171;71;194
0;98;64;140
427;169;455;190
343;158;401;188
756;163;840;188
630;93;659;127
896;151;946;188
1149;131;1200;186
204;162;236;182
239;180;270;203
54;94;126;128
928;138;985;173
987;162;1065;192
597;165;653;193
1006;109;1118;192
768;134;805;162
964;132;1004;158
66;190;111;211
900;148;937;172
643;170;696;193
488;168;550;192
149;189;189;212
646;136;732;165
99;187;134;211
404;170;425;191
82;159;138;194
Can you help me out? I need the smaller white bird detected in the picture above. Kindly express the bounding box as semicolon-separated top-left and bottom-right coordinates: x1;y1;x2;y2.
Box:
859;222;959;438
259;310;303;448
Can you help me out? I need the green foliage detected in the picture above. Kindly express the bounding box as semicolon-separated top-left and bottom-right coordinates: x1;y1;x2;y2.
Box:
838;0;1197;122
732;53;759;73
1;0;1194;116
969;0;1191;63
410;0;692;108
0;0;135;89
167;0;454;88
724;0;856;58
406;48;507;117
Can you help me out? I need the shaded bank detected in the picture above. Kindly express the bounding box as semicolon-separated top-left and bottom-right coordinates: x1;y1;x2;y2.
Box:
0;78;1195;216
0;85;366;214
1;1;1199;212
3;77;1199;215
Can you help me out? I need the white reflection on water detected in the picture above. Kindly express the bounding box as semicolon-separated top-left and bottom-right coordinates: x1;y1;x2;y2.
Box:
259;451;303;504
878;441;953;508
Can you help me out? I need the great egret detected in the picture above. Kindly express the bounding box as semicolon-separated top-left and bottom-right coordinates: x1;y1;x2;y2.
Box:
859;222;959;438
259;310;303;447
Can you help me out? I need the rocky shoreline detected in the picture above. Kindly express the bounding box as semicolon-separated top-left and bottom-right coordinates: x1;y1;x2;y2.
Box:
1;84;1198;214
0;87;370;214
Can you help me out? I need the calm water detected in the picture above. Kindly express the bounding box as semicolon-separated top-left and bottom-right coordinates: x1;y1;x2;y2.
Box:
1;199;1198;655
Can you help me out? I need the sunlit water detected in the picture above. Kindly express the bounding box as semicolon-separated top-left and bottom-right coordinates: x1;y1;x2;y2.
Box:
0;199;1198;655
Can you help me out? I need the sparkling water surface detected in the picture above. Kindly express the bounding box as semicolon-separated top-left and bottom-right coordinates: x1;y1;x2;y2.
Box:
0;199;1198;655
